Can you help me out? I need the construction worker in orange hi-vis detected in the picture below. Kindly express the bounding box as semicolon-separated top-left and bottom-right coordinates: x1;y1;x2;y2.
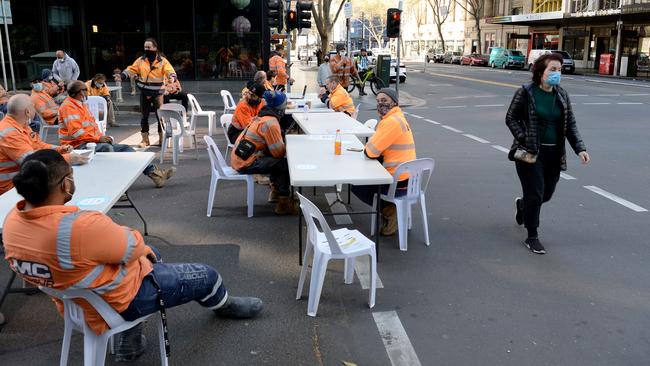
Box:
268;44;294;91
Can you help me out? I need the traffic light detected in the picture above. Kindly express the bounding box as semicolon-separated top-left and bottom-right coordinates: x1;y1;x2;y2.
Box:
286;10;298;31
268;0;284;31
386;8;401;38
296;0;313;30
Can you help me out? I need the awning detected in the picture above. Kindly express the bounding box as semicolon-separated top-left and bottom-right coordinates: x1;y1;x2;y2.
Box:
486;10;650;27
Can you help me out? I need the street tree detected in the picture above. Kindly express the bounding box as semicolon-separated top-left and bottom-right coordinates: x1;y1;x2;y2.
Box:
454;0;485;54
312;0;347;55
405;0;428;54
426;0;454;52
352;0;392;50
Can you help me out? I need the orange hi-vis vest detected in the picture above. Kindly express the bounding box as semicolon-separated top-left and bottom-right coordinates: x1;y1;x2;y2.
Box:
31;90;59;125
231;114;285;171
328;84;356;116
329;54;357;88
85;80;110;98
365;106;416;181
231;99;266;130
3;202;155;335
269;55;288;85
58;97;103;148
124;55;176;95
0;116;68;194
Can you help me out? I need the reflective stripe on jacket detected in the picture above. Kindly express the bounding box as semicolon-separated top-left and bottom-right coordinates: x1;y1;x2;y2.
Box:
58;97;102;148
328;84;355;116
365;106;416;181
231;99;265;130
329;55;357;87
231;114;284;171
85;80;110;98
124;55;176;95
269;55;288;85
31;90;59;125
3;202;154;335
0;116;63;194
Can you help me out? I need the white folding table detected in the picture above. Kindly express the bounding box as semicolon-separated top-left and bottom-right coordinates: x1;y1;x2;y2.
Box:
0;152;154;321
292;112;375;138
286;135;392;264
285;107;335;114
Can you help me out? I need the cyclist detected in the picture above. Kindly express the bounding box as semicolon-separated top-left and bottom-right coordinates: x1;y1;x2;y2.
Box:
355;48;372;96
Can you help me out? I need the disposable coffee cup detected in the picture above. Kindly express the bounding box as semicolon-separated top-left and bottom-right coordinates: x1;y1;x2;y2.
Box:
86;143;96;157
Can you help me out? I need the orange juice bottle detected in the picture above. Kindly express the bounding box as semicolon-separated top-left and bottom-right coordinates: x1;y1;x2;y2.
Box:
334;129;342;155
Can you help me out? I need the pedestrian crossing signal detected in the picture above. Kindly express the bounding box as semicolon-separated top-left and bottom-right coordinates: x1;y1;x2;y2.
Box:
387;8;401;38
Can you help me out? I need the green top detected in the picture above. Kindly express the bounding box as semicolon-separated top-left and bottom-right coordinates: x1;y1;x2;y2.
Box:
532;85;562;145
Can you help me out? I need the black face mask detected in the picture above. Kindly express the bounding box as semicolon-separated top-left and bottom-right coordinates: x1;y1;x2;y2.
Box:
145;50;156;62
248;98;261;106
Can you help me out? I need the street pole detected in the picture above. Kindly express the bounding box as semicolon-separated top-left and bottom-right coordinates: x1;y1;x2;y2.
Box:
0;26;7;91
614;20;623;77
346;0;351;55
395;0;403;98
285;0;291;93
1;1;14;92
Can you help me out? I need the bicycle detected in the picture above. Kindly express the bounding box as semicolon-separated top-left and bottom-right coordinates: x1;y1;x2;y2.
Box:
345;68;386;95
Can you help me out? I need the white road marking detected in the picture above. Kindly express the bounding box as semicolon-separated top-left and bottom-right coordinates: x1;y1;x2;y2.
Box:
463;134;490;143
571;94;588;97
491;145;510;153
583;102;611;105
617;102;643;105
474;95;499;98
595;94;620;97
437;105;466;109
475;104;505;107
624;93;650;96
584;186;648;213
559;172;576;180
442;96;467;99
410;114;424;119
354;259;384;290
441;125;463;133
373;311;422;366
424;118;441;125
429;83;453;87
585;78;650;88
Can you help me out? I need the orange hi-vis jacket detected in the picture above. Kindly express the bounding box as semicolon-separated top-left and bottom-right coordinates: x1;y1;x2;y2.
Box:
269;55;289;86
263;80;274;91
0;116;68;194
231;99;266;130
85;80;110;98
329;54;357;88
31;90;59;125
58;97;103;148
3;202;154;335
328;84;356;116
365;106;416;181
124;55;176;95
231;114;285;171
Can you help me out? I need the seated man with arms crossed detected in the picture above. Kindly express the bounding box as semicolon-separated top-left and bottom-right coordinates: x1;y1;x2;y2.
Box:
319;75;356;116
58;81;175;188
86;73;119;127
3;149;263;362
163;76;189;112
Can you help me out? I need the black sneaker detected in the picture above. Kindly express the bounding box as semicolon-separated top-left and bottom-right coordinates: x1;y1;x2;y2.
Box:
514;197;523;226
114;323;147;362
524;238;546;254
213;296;263;319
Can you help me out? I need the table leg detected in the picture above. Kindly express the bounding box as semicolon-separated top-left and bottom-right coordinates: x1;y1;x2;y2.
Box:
347;184;351;204
375;186;381;259
0;271;16;309
114;191;149;236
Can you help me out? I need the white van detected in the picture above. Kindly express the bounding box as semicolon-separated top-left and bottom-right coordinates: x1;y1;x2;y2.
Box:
527;49;576;73
527;49;552;70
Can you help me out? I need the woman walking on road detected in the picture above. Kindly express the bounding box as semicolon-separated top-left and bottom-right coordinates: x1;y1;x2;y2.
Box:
506;53;590;254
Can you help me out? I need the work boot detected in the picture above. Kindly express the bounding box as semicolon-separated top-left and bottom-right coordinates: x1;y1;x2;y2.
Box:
254;174;271;185
138;132;150;148
267;184;280;203
213;296;263;319
380;203;398;236
114;323;146;362
274;196;299;215
147;166;176;188
157;131;164;147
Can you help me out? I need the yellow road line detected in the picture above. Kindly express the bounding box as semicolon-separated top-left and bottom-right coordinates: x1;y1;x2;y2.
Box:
427;71;519;89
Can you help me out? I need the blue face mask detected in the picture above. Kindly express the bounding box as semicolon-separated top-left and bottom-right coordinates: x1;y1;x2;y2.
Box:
546;71;561;86
32;83;43;92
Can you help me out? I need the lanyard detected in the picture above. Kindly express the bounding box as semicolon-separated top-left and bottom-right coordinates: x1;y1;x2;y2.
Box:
149;275;170;357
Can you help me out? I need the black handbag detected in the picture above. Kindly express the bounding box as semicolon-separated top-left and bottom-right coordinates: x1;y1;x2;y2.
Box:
234;126;257;160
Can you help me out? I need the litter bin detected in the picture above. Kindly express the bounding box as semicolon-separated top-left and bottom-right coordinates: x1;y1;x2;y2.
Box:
599;54;614;75
375;54;391;87
622;55;638;77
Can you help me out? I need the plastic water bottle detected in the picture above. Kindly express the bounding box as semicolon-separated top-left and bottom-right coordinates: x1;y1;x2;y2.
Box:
334;129;341;155
86;142;96;157
303;103;309;121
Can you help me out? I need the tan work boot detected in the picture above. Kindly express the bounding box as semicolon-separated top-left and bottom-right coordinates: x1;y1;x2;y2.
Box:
275;196;299;215
138;132;150;148
254;174;271;185
147;166;176;188
380;203;398;236
267;184;280;203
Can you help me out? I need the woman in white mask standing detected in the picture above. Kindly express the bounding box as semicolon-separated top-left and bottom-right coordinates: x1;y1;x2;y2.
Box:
506;53;590;255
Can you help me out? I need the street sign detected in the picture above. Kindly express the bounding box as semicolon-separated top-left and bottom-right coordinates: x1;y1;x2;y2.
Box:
344;2;352;19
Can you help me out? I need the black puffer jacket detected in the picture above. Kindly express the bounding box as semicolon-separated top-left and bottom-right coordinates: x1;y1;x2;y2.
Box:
505;82;586;171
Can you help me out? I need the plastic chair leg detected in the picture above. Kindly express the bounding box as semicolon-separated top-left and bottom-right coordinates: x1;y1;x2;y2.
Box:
160;137;167;164
420;193;430;246
396;200;409;251
408;203;413;230
307;253;329;317
82;331;98;366
194;135;199;160
368;251;377;308
156;315;169;366
59;320;73;366
296;241;313;300
344;257;355;284
246;177;254;218
172;138;179;165
207;175;218;217
93;335;109;366
370;194;378;236
208;115;214;136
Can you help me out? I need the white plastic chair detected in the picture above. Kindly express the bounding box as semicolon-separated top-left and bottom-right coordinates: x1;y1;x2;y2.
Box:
364;118;378;130
204;135;254;218
370;158;435;251
86;96;108;134
187;93;217;136
39;286;168;366
228;61;243;78
220;114;235;160
158;106;198;165
351;103;361;120
220;90;237;114
295;193;377;317
37;112;59;141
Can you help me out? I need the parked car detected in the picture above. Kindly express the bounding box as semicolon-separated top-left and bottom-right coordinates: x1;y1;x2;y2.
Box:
443;51;462;64
426;49;444;63
490;48;525;69
638;53;649;72
460;53;487;66
527;49;575;73
390;59;407;82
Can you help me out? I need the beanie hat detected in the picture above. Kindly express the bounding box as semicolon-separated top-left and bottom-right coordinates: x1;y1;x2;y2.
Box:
263;90;287;110
249;83;266;98
378;88;399;105
41;69;53;81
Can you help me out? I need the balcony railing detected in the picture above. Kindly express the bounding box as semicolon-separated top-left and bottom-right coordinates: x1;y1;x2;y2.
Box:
532;0;562;13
